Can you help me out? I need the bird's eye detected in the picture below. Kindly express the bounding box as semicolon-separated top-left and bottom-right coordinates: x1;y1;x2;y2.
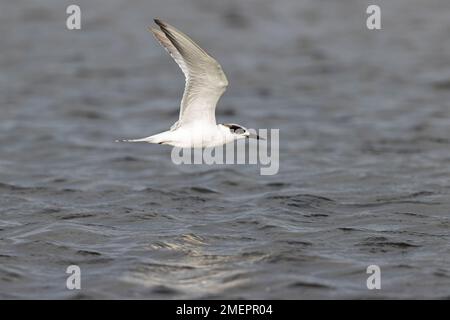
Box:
230;126;245;134
224;124;246;134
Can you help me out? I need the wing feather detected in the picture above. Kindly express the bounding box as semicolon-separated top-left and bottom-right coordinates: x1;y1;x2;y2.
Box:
151;19;228;127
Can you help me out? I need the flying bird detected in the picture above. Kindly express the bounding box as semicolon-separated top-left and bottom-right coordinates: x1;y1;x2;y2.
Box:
119;19;262;148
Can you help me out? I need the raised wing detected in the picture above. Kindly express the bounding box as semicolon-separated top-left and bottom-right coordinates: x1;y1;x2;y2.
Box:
151;19;228;128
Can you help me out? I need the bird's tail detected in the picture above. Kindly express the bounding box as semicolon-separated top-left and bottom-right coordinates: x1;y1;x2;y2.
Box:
115;137;151;143
115;132;169;144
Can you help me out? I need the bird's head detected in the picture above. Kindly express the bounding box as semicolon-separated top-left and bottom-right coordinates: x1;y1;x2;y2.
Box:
220;123;264;141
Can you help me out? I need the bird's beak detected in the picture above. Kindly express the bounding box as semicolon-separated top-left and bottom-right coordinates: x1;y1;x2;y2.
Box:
247;132;265;140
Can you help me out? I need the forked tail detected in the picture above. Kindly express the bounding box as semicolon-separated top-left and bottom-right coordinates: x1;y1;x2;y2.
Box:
115;137;151;143
115;131;169;144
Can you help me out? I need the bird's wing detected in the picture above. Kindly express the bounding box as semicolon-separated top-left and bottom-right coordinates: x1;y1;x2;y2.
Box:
151;19;228;128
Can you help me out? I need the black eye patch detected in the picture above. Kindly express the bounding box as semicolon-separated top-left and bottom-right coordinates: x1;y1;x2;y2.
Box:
224;124;246;134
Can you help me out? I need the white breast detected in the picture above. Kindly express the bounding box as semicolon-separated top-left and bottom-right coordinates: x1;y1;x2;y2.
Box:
167;124;235;148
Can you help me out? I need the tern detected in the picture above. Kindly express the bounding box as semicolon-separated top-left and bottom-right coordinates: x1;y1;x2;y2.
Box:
119;19;262;148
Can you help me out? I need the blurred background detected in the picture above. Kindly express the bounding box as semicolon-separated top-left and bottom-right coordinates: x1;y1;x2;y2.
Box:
1;0;450;299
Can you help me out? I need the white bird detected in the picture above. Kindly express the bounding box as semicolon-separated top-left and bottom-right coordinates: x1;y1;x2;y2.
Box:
119;19;261;148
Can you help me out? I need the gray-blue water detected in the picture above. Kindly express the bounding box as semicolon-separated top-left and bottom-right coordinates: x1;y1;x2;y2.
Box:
1;0;450;299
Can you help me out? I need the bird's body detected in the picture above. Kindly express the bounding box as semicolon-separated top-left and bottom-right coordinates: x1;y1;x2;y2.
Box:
119;19;261;148
128;123;238;148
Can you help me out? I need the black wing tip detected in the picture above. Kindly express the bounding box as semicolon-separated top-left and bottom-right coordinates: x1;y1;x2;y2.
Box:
154;19;171;34
154;18;166;27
